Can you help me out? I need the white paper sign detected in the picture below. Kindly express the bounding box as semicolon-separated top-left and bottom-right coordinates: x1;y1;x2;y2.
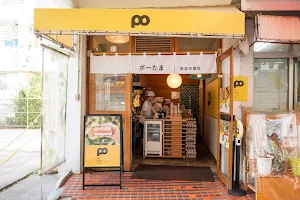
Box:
130;55;174;74
174;54;217;74
90;54;129;74
91;53;217;74
220;134;229;149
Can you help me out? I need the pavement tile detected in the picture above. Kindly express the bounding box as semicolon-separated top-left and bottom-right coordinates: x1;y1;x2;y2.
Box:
60;172;255;200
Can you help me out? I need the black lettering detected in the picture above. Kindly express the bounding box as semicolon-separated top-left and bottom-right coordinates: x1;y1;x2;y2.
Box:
131;15;150;28
234;80;244;88
97;148;108;156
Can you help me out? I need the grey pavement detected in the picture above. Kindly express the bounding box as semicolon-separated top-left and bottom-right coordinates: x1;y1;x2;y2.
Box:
0;174;58;200
0;129;41;189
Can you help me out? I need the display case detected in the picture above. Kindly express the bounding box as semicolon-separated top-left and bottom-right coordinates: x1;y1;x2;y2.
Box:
144;121;163;157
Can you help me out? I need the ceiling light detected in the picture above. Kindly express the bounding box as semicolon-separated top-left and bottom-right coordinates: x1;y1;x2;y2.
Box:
105;36;130;44
197;74;202;78
167;74;182;89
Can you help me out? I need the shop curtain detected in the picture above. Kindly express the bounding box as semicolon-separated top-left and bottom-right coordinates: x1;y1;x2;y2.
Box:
41;47;69;171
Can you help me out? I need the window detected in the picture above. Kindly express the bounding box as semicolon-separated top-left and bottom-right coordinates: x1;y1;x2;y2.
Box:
94;74;126;111
254;58;289;112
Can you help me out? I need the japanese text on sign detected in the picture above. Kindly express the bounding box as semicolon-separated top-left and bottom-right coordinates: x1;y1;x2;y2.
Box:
139;65;164;71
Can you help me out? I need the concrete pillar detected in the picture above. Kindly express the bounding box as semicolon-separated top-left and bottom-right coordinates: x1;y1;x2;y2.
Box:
64;35;87;174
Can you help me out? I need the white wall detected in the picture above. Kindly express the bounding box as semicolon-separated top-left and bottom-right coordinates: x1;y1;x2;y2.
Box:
73;0;232;8
64;35;86;174
222;18;255;120
203;115;218;159
35;0;75;8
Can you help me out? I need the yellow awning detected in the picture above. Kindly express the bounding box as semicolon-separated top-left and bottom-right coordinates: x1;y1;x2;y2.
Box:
34;6;245;38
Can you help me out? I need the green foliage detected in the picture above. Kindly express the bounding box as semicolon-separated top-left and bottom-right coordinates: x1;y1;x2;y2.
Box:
14;73;42;128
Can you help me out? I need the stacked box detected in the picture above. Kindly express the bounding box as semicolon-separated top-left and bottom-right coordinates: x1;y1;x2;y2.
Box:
185;118;197;158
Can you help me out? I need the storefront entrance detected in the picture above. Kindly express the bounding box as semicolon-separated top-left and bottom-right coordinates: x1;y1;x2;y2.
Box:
33;7;245;189
131;74;217;173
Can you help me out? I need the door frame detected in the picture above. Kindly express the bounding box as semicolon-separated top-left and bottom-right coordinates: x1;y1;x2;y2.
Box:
217;47;234;190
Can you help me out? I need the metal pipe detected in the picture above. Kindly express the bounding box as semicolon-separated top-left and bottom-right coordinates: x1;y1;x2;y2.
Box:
91;51;217;56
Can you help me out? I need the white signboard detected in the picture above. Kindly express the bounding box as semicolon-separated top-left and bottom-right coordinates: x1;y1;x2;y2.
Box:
90;54;129;74
130;55;174;74
90;53;217;74
174;54;217;74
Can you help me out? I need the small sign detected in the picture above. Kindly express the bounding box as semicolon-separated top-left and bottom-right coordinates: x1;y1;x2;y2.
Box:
83;114;123;189
84;114;123;167
220;87;230;114
174;54;217;74
220;119;229;149
233;76;248;101
130;55;174;74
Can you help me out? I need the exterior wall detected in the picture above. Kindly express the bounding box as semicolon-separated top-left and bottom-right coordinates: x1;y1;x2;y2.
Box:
35;0;75;8
64;35;87;174
201;18;255;160
34;0;83;175
73;0;232;8
222;18;255;120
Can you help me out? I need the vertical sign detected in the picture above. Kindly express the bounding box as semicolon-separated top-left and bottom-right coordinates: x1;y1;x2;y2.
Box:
233;76;248;101
84;115;122;167
220;87;230;114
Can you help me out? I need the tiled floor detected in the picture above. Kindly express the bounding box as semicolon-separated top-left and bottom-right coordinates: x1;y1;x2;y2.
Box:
60;172;255;200
131;137;217;173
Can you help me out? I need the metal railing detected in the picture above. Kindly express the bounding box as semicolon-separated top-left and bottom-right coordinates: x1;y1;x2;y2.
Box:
0;98;41;129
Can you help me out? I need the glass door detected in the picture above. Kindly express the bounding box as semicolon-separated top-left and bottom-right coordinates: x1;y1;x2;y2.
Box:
147;123;161;142
253;58;289;112
217;47;234;189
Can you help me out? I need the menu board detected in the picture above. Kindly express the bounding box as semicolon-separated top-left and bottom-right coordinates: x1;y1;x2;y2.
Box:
84;114;123;167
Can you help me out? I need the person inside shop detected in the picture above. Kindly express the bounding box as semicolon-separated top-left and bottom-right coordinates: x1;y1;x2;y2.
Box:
163;99;170;115
139;91;155;143
152;97;163;113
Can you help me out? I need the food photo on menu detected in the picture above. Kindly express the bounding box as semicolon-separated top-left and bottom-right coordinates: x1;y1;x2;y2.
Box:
85;116;121;146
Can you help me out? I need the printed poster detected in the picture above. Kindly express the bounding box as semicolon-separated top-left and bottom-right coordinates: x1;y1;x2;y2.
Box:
220;119;229;149
233;76;248;101
84;115;122;167
220;87;230;114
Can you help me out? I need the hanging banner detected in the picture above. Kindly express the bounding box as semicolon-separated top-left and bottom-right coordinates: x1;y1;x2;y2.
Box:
175;54;217;74
90;54;218;74
233;76;248;101
90;54;129;74
84;114;123;167
130;55;174;74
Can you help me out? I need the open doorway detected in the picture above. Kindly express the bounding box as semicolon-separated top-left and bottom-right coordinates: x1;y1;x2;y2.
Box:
131;74;216;173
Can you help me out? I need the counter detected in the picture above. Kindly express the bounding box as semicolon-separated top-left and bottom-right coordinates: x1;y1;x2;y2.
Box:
143;115;197;158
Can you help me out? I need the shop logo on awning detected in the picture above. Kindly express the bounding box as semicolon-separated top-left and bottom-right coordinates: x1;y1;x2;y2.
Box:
131;15;150;28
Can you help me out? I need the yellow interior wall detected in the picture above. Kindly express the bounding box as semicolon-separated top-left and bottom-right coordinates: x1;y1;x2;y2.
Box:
48;35;73;48
205;78;218;118
199;88;203;113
